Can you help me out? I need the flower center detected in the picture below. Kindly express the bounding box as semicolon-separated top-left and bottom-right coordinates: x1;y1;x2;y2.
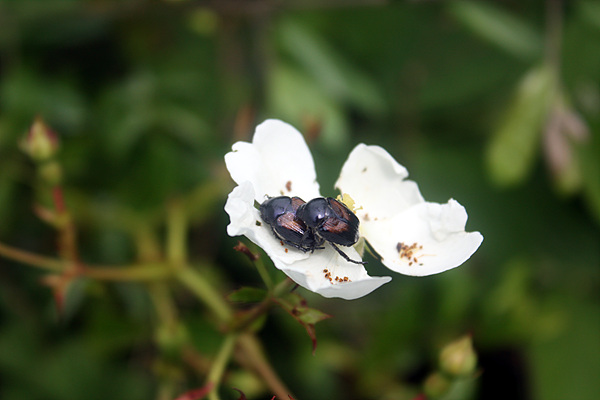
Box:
336;193;361;213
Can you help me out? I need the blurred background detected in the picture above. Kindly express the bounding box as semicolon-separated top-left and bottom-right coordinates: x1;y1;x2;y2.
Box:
0;1;598;399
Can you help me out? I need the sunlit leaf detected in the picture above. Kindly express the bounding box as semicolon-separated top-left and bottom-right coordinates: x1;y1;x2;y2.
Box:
449;1;542;60
278;20;385;115
579;1;600;30
486;64;557;186
580;129;600;224
267;63;348;148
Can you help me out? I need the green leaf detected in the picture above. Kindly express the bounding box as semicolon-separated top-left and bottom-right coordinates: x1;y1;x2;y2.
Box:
267;63;348;148
278;20;385;115
579;1;600;30
486;64;557;186
449;1;543;60
580;128;600;225
275;292;331;354
228;287;268;303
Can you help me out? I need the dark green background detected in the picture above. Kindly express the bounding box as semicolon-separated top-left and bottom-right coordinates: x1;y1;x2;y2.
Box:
0;1;598;399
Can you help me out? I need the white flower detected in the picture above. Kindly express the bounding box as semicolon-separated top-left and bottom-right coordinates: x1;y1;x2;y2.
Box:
225;119;483;300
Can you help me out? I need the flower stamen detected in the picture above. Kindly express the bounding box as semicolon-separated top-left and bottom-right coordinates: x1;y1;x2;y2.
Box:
336;193;362;213
323;268;351;284
396;242;425;266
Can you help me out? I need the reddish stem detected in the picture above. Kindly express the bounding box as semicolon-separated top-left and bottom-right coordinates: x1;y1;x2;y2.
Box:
52;186;66;214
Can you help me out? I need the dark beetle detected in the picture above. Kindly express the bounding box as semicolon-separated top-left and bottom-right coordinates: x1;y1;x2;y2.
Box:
259;196;324;252
260;196;365;265
296;197;360;246
296;197;365;264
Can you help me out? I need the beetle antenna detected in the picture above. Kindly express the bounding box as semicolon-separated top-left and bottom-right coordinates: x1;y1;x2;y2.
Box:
329;243;367;265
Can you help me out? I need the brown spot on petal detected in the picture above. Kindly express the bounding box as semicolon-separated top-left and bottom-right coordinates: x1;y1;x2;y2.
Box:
285;180;292;192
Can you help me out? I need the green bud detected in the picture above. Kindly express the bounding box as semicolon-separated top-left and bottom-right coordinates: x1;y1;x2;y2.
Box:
439;335;478;377
21;117;59;162
424;372;451;398
38;161;63;186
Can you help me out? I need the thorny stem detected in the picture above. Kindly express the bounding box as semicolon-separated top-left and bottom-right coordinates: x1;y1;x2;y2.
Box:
2;199;293;399
52;186;66;214
0;240;294;397
9;122;293;397
52;186;81;270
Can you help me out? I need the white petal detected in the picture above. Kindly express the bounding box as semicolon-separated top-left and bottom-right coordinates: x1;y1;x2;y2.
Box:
362;199;483;276
335;144;424;220
225;182;310;264
278;245;391;300
225;119;321;202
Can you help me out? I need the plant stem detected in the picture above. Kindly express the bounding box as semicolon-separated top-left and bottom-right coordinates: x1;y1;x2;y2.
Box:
0;241;172;281
167;200;187;268
229;278;295;332
237;334;293;399
175;266;232;322
253;255;273;290
52;186;82;270
149;282;179;328
175;268;293;396
0;241;64;272
206;333;238;400
83;263;171;281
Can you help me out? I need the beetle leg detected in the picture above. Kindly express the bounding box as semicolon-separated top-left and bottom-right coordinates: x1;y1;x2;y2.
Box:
329;242;367;265
283;239;311;252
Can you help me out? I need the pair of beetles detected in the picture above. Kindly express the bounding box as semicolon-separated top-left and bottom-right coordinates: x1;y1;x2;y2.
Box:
259;195;366;265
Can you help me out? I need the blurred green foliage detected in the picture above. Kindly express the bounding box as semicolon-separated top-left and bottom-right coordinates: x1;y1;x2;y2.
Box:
0;1;599;400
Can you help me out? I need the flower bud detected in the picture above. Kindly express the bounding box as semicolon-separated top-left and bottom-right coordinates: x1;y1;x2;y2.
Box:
439;335;477;377
21;117;59;162
423;372;451;398
38;161;63;186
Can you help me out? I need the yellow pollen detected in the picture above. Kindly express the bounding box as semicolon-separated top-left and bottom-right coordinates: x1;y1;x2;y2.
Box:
337;193;362;213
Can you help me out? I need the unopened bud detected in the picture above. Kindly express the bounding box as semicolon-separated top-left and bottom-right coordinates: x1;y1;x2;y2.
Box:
424;372;451;398
38;161;63;186
21;117;59;162
439;335;477;377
